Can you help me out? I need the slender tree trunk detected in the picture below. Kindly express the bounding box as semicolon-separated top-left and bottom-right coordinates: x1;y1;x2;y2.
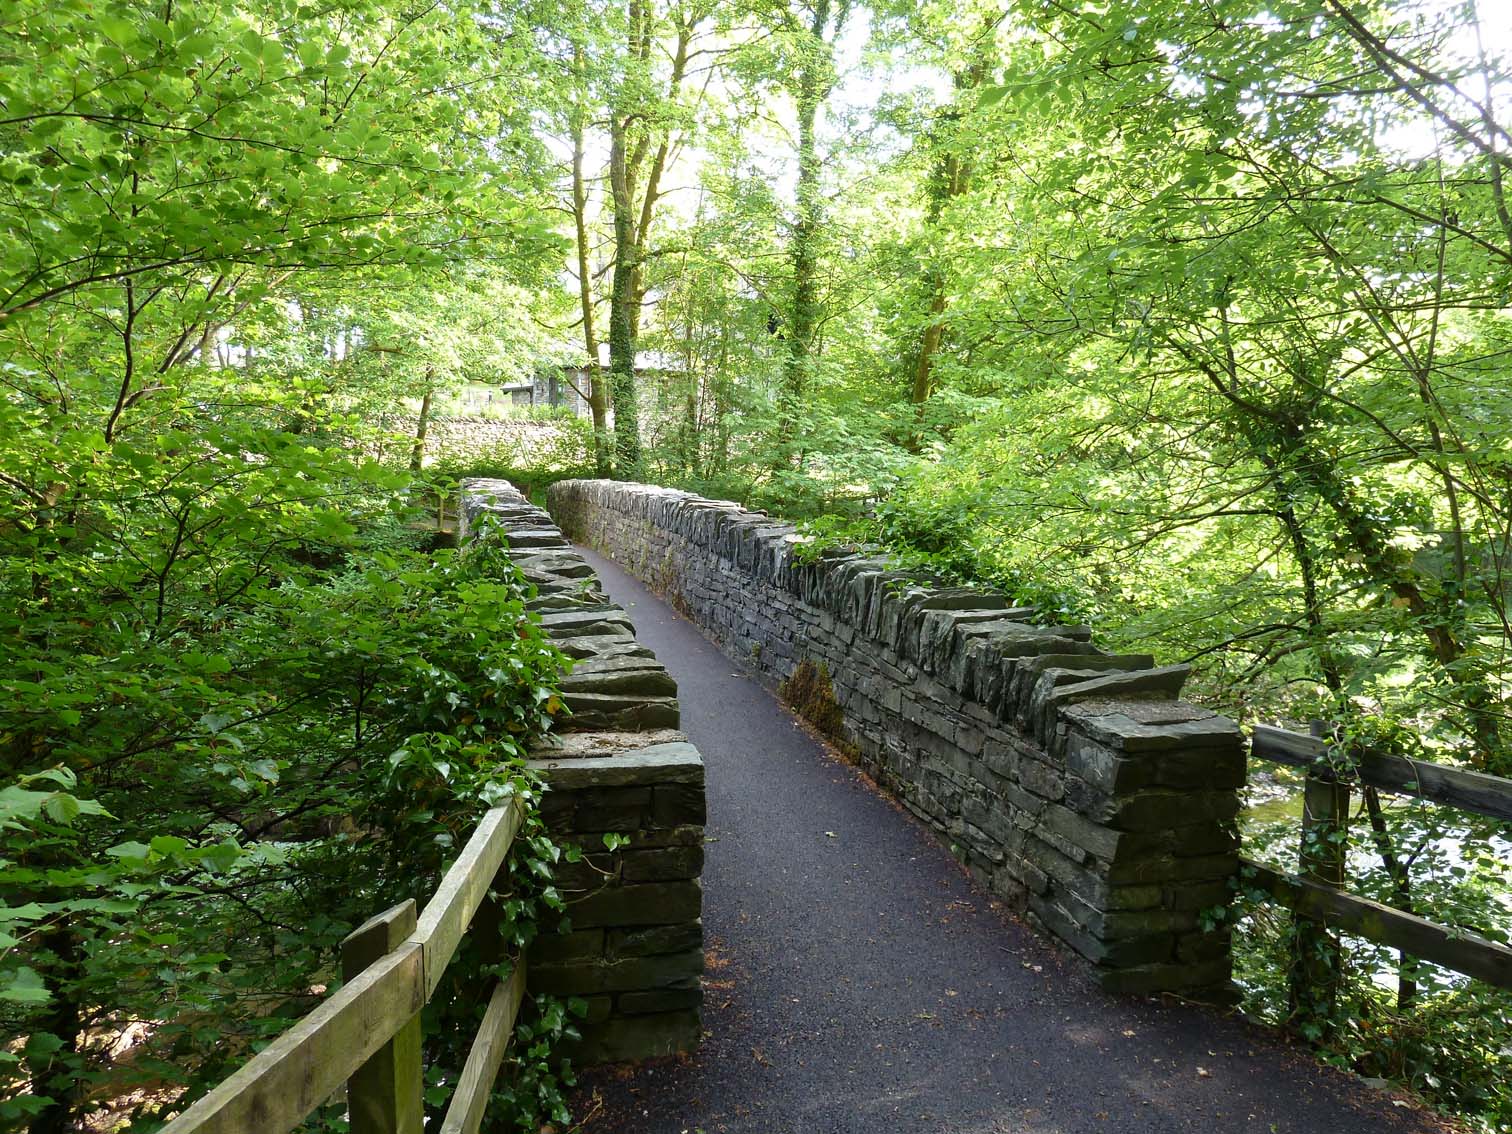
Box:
910;288;947;411
626;23;690;333
608;105;642;478
571;48;612;477
713;333;731;474
680;303;698;474
604;1;694;479
779;0;831;454
410;371;434;474
910;56;988;442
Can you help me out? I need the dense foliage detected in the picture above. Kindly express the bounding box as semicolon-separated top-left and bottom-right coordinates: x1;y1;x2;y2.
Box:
5;0;1512;1129
0;1;584;1129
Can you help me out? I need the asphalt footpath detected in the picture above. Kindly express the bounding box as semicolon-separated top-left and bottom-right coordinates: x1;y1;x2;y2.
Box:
568;545;1453;1134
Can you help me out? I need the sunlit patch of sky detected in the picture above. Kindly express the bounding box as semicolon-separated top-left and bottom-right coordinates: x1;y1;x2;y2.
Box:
1371;0;1512;159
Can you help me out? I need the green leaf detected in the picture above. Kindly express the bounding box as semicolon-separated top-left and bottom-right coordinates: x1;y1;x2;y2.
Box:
1;967;51;1004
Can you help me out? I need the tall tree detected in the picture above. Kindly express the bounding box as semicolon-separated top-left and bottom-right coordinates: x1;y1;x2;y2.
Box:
900;0;1512;772
907;17;999;428
570;36;615;476
604;0;709;477
775;0;851;455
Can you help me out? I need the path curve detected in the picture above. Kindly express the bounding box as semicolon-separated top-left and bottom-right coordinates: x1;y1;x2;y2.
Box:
570;546;1451;1134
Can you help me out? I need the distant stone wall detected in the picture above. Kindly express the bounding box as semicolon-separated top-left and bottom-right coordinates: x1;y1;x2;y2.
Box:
380;417;585;470
548;479;1245;997
460;479;702;1062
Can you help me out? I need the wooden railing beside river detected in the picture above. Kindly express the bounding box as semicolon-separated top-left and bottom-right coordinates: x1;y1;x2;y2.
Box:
1246;723;1512;999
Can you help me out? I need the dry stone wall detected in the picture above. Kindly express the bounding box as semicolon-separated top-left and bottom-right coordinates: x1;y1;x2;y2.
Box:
459;479;703;1063
376;417;585;470
548;479;1245;997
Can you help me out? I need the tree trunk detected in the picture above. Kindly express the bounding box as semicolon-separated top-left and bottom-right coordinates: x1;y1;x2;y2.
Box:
910;287;947;411
780;0;831;454
28;923;82;1134
910;50;991;447
608;103;642;478
604;2;692;480
571;41;612;478
713;332;731;473
409;372;434;475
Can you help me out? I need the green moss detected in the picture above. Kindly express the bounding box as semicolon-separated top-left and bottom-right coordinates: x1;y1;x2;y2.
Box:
779;659;853;755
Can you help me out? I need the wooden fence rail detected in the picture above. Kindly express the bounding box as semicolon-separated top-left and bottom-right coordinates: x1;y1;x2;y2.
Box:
1241;860;1512;989
161;799;527;1134
1251;724;1512;823
1247;723;1512;996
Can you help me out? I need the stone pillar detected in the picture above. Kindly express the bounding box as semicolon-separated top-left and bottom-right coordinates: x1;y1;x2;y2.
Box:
1051;701;1245;995
527;742;706;1063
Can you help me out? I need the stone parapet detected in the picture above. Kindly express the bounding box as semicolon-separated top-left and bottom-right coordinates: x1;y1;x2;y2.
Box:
461;478;703;1061
548;479;1243;997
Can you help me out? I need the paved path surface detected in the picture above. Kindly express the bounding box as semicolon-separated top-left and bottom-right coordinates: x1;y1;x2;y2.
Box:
570;547;1450;1134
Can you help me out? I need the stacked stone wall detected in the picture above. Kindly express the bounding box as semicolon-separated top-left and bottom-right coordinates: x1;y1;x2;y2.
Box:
377;417;588;471
460;479;702;1062
548;479;1244;996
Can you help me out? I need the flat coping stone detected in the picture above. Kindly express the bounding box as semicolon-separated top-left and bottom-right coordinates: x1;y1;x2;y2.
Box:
528;742;706;789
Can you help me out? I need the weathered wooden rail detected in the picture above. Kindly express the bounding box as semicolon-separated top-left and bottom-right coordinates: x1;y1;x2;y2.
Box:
1246;723;1512;996
162;800;528;1134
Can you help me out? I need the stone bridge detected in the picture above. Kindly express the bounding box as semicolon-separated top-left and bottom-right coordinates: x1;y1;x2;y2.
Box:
464;477;1441;1134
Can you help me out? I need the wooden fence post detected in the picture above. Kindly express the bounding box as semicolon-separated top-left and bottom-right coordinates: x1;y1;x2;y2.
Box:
342;900;425;1134
1287;720;1350;1037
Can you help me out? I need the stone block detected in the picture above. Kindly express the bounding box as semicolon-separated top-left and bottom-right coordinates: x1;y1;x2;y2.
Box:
1163;879;1232;911
1102;908;1202;936
607;921;703;958
1041;803;1121;862
617;986;703;1015
529;947;703;995
1061;701;1243;754
1064;733;1148;794
619;823;703;849
572;1009;702;1065
1154;746;1247;790
621;845;705;882
553;856;619;891
570;880;703;928
1025;897;1102;963
1018;757;1065;801
1056;664;1191;703
1104;884;1163;911
1106;853;1239;885
1108;790;1240;831
529;928;605;964
652;783;707;827
528;743;705;789
570;787;652;832
1021;834;1107;904
563;694;680;731
1177;928;1232;964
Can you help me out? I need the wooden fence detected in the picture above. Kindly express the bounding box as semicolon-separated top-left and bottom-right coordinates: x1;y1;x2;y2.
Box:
1246;723;1512;1002
161;800;527;1134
